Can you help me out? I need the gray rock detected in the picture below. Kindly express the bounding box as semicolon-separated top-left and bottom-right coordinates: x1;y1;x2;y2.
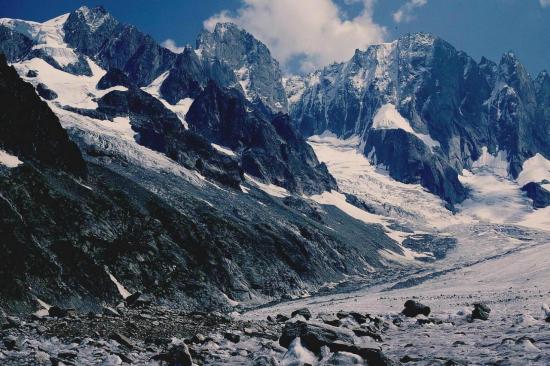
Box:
110;332;134;349
471;303;491;321
279;321;355;353
2;335;19;350
291;308;312;320
102;306;120;317
151;344;193;366
402;300;431;317
196;22;288;113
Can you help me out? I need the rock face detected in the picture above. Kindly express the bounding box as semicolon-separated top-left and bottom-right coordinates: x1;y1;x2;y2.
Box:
186;81;337;194
0;54;85;176
521;182;550;208
197;23;288;114
63;6;175;86
288;33;550;204
0;25;33;61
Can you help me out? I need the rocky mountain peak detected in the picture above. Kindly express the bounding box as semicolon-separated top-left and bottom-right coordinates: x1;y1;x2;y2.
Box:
69;6;117;34
196;22;288;113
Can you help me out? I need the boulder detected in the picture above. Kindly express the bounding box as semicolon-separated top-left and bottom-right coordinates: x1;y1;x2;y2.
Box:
5;316;21;328
276;314;290;323
402;300;431;317
110;332;134;349
26;69;38;77
151;344;193;366
471;303;491;321
291;308;312;321
352;328;382;342
279;321;355;353
3;335;19;350
223;332;241;343
253;355;280;366
321;351;364;365
102;306;121;317
48;306;76;318
125;292;152;308
327;341;395;366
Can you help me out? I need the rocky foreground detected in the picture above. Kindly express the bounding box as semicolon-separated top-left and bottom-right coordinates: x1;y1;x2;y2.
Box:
3;294;548;366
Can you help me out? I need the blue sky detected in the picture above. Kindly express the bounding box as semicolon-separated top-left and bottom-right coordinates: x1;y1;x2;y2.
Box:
1;0;549;75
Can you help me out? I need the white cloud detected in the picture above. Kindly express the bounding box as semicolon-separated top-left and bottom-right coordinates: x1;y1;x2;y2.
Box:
393;0;428;23
161;38;186;53
540;0;550;7
204;0;386;73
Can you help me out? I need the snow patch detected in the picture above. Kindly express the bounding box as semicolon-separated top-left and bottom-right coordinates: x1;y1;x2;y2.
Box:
211;143;236;157
0;149;23;168
1;13;79;67
245;174;289;198
472;147;509;178
141;73;193;129
517;153;550;187
372;103;440;150
107;272;131;299
14;57;106;109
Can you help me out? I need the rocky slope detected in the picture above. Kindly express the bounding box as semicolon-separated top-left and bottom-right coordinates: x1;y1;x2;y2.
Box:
0;8;408;316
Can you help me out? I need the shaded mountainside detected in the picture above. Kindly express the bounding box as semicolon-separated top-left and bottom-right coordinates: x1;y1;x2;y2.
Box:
288;33;550;204
0;54;84;176
0;33;402;314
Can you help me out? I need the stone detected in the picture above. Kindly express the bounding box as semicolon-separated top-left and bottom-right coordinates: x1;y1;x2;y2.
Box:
253;355;280;366
471;303;491;321
352;328;383;342
190;333;206;344
102;306;121;317
125;292;152;308
291;308;312;320
151;344;193;366
26;69;38;77
223;332;241;343
48;306;77;318
3;335;19;350
322;351;364;365
5;316;21;328
110;332;134;349
279;321;355;353
402;300;431;317
327;341;395;366
276;314;290;323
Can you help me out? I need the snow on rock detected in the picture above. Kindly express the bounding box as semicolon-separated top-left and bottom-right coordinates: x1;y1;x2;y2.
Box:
458;149;550;231
0;149;23;168
372;103;440;150
211;143;236;157
517;153;550;187
52;106;206;186
13;57;107;109
141;72;193;128
307;133;460;231
107;272;131;299
245;174;289;198
472;147;509;177
280;338;316;366
0;13;79;67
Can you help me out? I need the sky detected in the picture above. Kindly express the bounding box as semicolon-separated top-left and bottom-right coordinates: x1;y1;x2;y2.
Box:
1;0;549;75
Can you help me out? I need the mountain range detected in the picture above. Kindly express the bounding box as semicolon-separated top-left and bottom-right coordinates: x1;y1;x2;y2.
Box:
0;5;549;315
